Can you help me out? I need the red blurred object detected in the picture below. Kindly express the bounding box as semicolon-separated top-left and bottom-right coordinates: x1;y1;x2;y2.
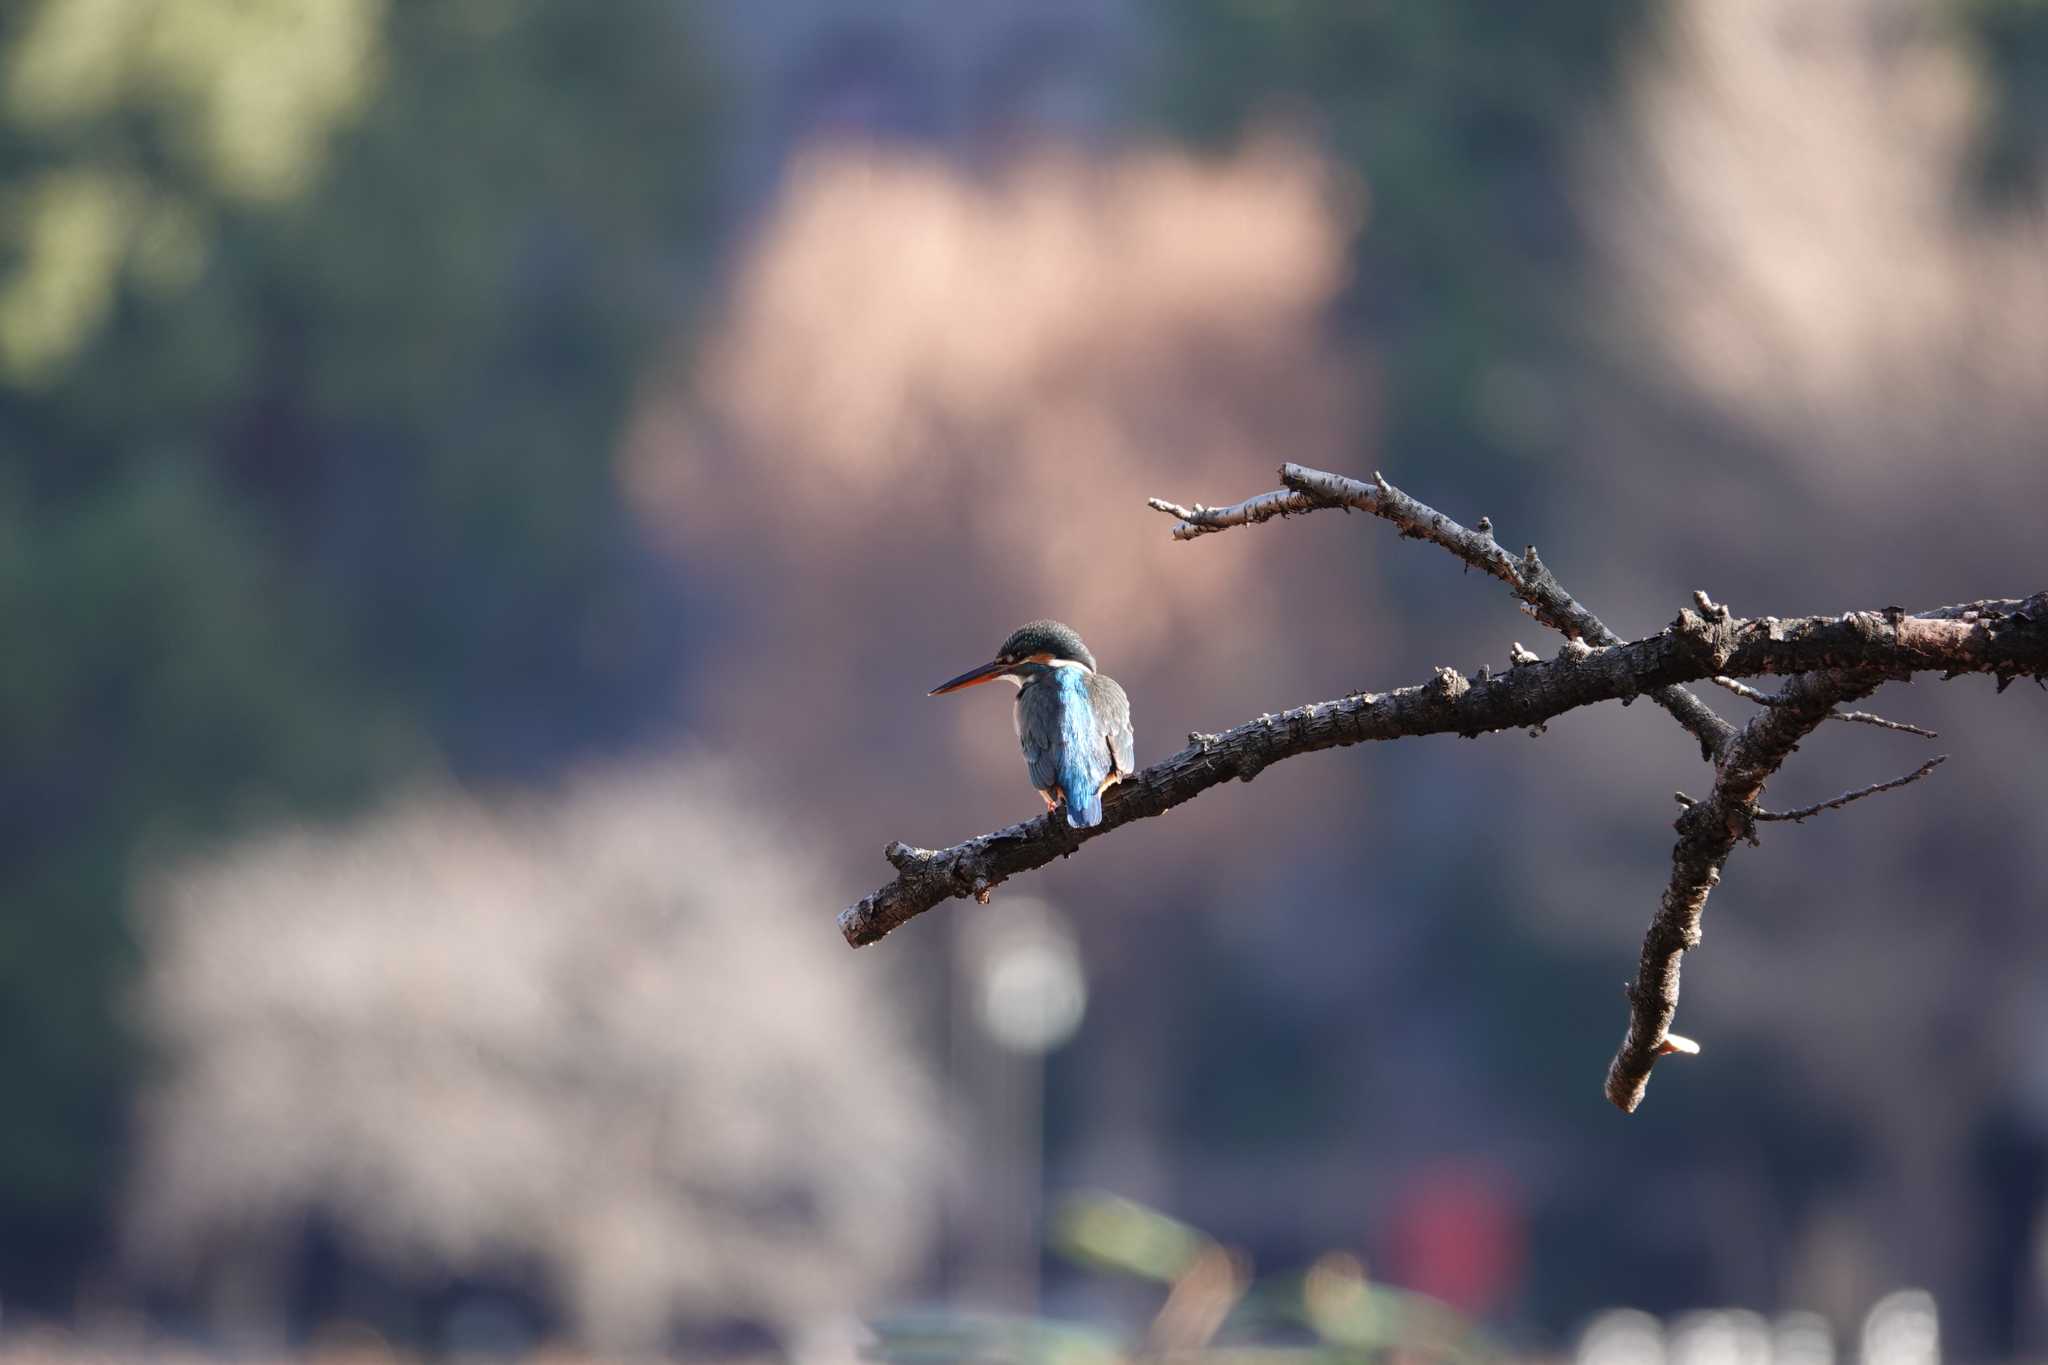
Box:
1384;1162;1526;1318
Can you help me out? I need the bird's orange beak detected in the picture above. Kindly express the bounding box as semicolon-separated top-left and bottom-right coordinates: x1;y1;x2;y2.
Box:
929;659;1009;696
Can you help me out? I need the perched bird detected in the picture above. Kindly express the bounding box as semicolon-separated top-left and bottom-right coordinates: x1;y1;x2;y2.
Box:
929;620;1136;828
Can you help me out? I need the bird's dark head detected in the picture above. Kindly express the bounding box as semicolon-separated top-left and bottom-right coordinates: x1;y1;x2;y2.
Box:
929;619;1096;695
996;620;1095;671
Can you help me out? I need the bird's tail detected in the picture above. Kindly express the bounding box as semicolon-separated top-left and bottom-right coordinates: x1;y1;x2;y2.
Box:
1065;787;1104;828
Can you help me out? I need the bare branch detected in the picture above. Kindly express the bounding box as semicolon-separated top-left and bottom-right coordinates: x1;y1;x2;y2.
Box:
1829;709;1940;738
1146;491;1320;536
1605;669;1879;1111
862;463;2046;1115
1709;675;1774;706
843;596;2048;948
1712;675;1939;738
1152;464;1738;761
1607;595;2033;1112
1755;756;1948;824
1605;587;2030;1108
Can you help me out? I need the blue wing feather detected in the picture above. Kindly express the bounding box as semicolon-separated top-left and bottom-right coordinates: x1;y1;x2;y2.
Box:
1017;669;1122;827
1054;668;1111;827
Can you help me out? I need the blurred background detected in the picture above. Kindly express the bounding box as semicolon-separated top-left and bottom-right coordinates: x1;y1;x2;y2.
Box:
2;0;2047;1360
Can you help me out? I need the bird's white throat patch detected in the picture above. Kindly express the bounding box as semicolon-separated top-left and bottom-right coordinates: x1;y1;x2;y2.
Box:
1000;657;1088;688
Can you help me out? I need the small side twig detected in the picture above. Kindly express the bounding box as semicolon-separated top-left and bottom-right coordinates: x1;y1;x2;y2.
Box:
1830;709;1939;738
1709;675;1774;706
1712;675;1939;738
1755;756;1949;824
1146;491;1320;536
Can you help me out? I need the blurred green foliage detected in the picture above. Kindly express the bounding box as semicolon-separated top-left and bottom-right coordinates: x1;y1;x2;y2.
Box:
870;1192;1497;1364
0;0;712;1290
1148;0;1647;481
1056;1192;1212;1282
1957;0;2048;197
1151;0;2048;483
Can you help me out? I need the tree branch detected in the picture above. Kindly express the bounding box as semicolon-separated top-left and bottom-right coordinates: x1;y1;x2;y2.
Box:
841;596;2048;948
1754;756;1948;824
847;463;2044;1116
1154;464;1737;761
1602;596;2045;1110
1151;471;2029;1112
1604;667;1878;1112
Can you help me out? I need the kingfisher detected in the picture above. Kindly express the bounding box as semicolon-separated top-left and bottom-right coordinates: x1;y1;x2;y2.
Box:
929;619;1136;828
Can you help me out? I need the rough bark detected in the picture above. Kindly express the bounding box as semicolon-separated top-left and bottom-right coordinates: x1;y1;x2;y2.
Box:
1604;667;1879;1112
842;596;2048;950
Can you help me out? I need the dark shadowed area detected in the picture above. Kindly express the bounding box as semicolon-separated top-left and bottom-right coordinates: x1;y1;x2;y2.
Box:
2;1;2046;1362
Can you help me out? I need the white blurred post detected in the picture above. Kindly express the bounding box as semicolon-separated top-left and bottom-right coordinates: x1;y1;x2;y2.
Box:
1862;1290;1939;1365
1774;1310;1835;1365
1578;1308;1667;1365
948;899;1087;1312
